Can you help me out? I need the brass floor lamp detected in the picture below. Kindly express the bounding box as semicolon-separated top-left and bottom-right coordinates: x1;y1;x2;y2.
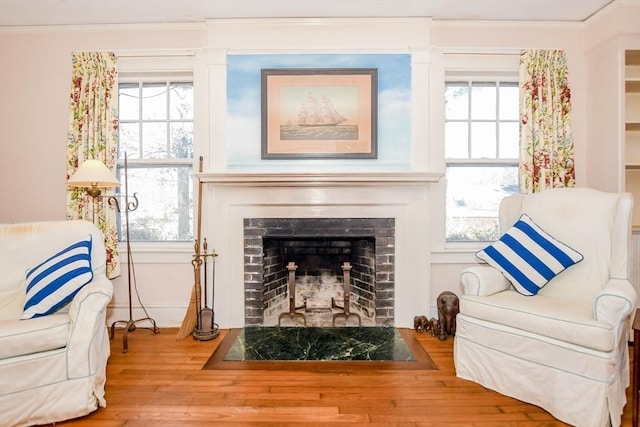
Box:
68;155;159;354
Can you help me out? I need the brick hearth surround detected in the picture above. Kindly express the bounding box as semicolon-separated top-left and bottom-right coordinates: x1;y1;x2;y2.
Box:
243;217;395;326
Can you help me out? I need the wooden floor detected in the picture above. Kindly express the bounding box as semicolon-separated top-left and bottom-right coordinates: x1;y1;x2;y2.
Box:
49;328;635;427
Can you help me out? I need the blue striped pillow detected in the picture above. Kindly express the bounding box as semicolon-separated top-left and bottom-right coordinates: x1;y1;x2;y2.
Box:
21;235;93;319
476;214;583;296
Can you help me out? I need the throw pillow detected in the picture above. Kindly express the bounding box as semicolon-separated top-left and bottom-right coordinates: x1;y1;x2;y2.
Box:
476;214;583;296
22;234;93;319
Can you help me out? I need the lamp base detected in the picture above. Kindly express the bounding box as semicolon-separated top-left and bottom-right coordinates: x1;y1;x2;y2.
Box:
110;317;160;353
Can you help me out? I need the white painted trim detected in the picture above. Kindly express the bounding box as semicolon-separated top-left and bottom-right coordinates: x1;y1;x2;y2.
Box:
440;47;522;56
411;47;432;170
428;51;520;254
114;48;199;58
197;172;442;186
117;54;197;74
206;17;432;52
431;20;584;30
0;22;206;33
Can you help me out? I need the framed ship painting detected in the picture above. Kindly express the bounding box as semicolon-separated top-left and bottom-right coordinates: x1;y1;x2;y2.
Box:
261;68;378;159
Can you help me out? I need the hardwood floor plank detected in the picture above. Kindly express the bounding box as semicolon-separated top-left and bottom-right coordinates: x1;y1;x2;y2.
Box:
39;327;635;426
370;414;559;424
85;406;370;423
104;423;416;427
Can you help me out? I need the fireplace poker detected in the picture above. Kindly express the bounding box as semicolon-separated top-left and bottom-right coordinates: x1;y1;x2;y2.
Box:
201;239;214;332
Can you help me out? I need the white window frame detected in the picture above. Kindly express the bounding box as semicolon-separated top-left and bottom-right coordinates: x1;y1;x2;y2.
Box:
117;76;194;239
444;78;519;242
430;52;520;261
116;54;199;259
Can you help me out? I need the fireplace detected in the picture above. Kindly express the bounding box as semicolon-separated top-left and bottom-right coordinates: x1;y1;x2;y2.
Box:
244;218;395;327
200;172;437;328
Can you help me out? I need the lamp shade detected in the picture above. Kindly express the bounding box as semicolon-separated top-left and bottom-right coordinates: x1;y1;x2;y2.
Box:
68;159;120;188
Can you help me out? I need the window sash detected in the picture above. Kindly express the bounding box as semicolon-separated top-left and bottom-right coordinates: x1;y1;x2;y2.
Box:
444;77;519;243
117;78;194;243
445;80;518;162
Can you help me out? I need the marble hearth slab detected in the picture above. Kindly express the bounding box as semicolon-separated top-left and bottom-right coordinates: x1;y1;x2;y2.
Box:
202;328;436;371
224;327;415;361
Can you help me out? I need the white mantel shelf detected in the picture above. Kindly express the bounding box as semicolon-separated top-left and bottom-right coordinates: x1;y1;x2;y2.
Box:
197;172;443;187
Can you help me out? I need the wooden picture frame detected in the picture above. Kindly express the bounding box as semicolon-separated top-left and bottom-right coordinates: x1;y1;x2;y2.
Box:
261;68;378;159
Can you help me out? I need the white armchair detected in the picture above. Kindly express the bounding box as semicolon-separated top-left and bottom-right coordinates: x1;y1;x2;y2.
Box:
0;220;113;427
454;188;637;427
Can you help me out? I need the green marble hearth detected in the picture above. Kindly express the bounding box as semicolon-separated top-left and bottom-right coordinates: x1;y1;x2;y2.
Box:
224;327;415;361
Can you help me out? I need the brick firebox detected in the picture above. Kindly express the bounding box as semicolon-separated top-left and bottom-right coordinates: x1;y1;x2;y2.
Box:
243;218;395;326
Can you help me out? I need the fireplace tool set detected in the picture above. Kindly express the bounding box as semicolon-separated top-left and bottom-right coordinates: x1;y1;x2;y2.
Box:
184;156;219;341
192;237;220;341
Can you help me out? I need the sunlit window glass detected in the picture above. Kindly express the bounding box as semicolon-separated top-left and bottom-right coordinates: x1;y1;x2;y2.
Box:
117;80;194;242
445;79;520;242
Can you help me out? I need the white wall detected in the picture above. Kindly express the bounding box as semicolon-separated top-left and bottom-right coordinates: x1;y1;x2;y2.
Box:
0;24;206;223
0;2;637;326
583;1;640;192
0;24;207;326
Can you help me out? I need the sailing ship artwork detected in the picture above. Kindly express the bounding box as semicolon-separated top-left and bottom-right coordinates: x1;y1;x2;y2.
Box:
261;68;377;159
280;90;359;141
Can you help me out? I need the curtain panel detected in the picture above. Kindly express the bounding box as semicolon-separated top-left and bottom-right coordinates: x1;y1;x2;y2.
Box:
65;52;120;278
519;49;575;193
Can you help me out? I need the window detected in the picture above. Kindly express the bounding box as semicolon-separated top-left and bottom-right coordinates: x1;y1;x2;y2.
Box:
445;79;520;242
117;79;194;242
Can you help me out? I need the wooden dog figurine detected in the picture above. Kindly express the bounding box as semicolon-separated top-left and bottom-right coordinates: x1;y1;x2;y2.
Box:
413;315;429;333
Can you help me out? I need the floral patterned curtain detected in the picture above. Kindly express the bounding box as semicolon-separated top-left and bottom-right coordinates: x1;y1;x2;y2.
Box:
66;52;120;278
519;49;575;193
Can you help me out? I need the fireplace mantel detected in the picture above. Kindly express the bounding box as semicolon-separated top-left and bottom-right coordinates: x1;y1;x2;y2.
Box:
197;172;442;187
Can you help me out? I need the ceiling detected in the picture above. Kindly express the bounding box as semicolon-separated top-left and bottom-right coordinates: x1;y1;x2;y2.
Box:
0;0;616;27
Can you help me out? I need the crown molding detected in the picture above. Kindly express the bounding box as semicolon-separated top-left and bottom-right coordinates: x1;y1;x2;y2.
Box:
0;21;206;33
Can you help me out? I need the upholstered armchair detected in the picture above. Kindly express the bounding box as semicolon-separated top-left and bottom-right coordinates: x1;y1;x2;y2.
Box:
0;220;113;427
454;188;637;427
